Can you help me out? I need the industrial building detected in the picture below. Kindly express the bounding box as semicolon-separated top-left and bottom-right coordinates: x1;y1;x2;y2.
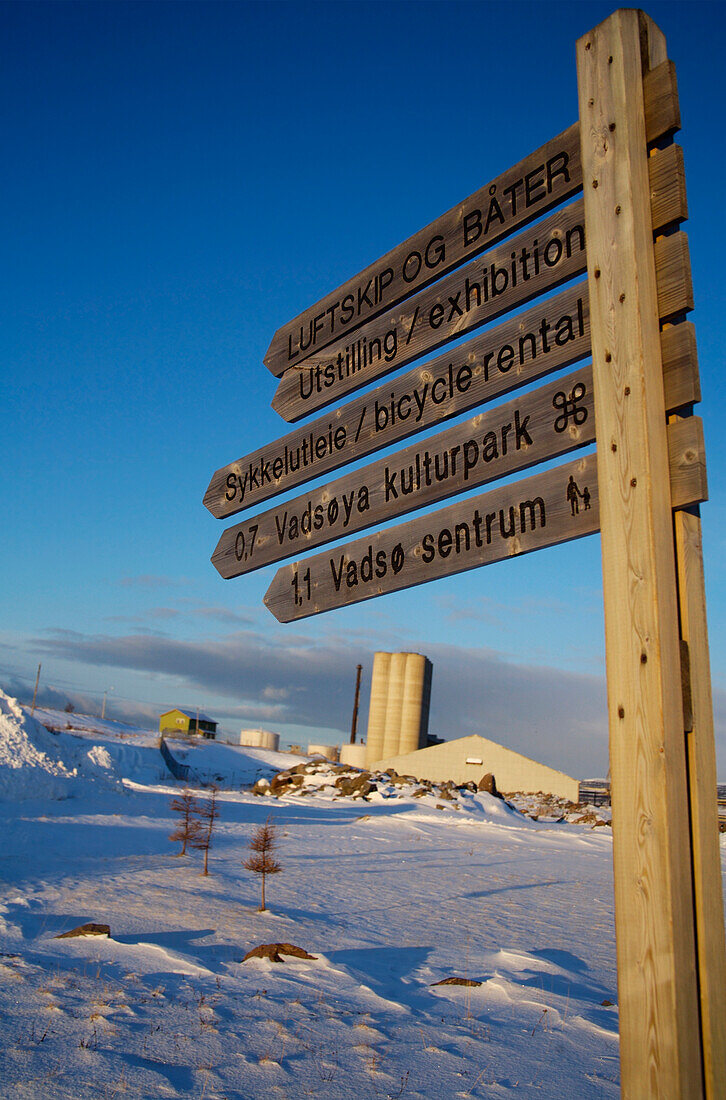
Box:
158;709;217;739
376;733;580;803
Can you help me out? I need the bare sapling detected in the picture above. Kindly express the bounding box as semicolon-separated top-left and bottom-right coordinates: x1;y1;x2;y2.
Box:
244;816;282;911
190;785;220;875
169;788;202;856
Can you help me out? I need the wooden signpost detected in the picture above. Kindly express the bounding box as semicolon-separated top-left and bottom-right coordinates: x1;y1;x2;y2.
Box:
205;9;725;1097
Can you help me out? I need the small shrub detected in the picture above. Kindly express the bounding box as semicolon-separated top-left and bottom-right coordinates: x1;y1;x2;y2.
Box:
244;816;282;910
169;789;202;856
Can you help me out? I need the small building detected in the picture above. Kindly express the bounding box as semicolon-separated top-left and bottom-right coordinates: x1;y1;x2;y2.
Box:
376;733;580;803
159;709;217;739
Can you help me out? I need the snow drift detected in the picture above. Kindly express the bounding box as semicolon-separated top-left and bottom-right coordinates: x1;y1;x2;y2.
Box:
0;690;121;801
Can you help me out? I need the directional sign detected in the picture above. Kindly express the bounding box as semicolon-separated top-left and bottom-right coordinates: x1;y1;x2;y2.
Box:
263;416;706;623
213;367;598;578
262;59;679;379
263;126;582;378
214;339;699;577
205;284;590;520
205;294;694;526
271;148;688;425
272;198;588;422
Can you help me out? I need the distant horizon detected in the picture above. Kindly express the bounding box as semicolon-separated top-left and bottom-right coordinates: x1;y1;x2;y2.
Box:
3;1;725;779
19;695;726;787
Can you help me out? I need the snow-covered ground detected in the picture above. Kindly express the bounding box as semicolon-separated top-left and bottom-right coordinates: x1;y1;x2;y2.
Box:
1;691;724;1099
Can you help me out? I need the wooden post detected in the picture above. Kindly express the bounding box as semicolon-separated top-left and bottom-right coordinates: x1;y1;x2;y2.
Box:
674;507;726;1098
577;10;704;1098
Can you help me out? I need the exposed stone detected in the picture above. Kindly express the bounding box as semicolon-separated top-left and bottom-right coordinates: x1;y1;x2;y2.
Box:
412;788;428;798
242;942;317;964
55;923;110;939
269;772;292;793
437;788;455;800
477;773;498;796
431;976;482;987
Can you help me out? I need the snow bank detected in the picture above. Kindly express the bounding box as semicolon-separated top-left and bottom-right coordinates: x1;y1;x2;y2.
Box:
0;690;122;801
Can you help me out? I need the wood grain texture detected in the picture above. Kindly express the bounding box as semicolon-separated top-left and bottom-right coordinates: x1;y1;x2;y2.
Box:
643;58;680;140
577;10;702;1098
206;304;695;525
661;322;700;410
263;418;706;622
207;236;694;522
262;58;678;379
673;508;726;1100
649;143;687;228
654;231;693;320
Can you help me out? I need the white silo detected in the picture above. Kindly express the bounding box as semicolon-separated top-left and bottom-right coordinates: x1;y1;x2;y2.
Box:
381;652;408;760
399;653;433;755
307;743;339;761
239;729;280;751
340;743;368;769
365;651;391;767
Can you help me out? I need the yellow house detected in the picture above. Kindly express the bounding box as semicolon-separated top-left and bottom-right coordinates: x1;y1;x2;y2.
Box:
159;709;217;739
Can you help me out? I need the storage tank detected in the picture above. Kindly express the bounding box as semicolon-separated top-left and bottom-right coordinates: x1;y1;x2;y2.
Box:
340;743;368;769
307;743;339;761
381;652;408;759
365;652;391;767
239;729;280;751
399;653;433;755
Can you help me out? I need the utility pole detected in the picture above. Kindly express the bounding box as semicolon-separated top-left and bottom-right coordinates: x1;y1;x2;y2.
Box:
349;664;362;744
30;664;41;716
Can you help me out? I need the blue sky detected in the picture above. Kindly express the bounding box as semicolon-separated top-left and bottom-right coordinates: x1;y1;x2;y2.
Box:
2;0;725;778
